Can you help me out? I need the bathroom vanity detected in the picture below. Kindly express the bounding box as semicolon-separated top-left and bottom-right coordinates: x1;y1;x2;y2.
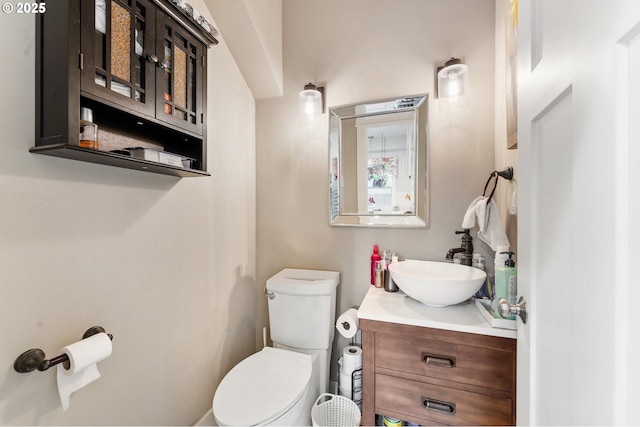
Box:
358;288;516;426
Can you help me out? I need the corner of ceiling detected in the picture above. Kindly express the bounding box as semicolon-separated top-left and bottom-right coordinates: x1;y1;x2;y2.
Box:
204;0;284;100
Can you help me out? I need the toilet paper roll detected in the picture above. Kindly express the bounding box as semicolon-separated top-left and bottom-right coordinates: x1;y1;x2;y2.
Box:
342;345;363;375
336;308;359;339
339;369;363;391
57;332;112;411
340;370;352;390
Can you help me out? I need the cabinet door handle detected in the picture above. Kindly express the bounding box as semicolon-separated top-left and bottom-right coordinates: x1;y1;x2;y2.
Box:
421;352;456;368
422;396;456;415
146;54;167;69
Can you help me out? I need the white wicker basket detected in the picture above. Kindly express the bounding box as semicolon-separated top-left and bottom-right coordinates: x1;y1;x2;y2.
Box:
311;393;361;427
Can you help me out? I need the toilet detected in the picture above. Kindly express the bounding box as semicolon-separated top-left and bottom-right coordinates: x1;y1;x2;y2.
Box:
213;268;340;426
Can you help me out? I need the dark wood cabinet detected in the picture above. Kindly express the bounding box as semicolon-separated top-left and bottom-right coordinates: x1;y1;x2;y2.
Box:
153;10;206;136
79;0;157;119
33;0;217;177
360;319;516;426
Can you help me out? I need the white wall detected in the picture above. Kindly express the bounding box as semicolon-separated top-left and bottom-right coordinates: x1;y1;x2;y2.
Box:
256;0;499;375
0;1;257;424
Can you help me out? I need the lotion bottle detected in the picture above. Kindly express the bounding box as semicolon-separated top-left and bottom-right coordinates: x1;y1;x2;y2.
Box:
493;251;517;319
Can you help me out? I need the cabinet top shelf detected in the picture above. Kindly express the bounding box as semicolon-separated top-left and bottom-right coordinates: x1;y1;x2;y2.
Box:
156;0;219;46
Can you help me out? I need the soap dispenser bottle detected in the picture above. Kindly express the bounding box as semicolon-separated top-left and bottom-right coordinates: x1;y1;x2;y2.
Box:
493;251;517;319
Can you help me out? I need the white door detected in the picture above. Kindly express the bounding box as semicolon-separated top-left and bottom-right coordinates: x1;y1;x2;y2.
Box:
517;1;640;424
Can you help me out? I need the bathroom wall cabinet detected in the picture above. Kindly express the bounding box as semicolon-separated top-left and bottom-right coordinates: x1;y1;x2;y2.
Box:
360;319;516;426
33;0;217;177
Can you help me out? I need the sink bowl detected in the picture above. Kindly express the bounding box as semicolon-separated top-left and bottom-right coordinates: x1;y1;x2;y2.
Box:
388;260;486;307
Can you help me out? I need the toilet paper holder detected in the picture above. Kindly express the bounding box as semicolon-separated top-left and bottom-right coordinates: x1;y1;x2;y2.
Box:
13;326;113;373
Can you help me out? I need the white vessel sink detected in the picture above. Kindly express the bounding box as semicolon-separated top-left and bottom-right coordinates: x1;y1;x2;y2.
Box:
388;260;486;307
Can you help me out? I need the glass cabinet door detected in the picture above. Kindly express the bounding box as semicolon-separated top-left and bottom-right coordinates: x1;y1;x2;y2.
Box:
154;10;205;136
80;0;156;117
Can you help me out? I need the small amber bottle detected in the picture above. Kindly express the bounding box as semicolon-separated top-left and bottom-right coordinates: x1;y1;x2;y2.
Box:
79;107;99;149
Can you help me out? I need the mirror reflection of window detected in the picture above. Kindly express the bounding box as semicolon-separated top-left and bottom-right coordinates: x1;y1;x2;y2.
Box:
329;95;428;227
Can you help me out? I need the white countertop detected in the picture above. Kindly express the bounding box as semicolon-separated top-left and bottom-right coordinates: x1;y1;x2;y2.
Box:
357;287;517;339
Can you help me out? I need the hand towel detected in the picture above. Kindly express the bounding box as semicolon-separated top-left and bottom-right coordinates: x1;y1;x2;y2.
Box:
462;196;484;230
462;196;510;251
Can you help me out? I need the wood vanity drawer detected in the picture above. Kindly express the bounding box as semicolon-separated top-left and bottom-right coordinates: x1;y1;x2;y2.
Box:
376;333;515;392
375;373;513;426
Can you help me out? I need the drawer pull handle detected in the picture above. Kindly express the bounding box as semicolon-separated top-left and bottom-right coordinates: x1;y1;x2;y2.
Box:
421;352;456;368
422;396;456;415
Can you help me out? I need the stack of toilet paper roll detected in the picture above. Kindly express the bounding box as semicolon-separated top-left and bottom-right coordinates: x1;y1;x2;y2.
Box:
339;345;362;405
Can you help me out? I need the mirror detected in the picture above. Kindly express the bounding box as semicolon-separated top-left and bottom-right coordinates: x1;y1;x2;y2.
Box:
329;94;428;227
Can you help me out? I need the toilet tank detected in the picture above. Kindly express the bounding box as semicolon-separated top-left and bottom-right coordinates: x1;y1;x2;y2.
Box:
266;269;340;350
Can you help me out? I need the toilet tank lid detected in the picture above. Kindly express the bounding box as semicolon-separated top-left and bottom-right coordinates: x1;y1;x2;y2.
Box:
266;268;340;295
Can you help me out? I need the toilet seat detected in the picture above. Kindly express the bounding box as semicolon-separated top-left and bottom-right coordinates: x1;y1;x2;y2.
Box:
213;347;313;426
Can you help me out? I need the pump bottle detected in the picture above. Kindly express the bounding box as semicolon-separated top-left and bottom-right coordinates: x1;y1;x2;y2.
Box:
492;251;517;319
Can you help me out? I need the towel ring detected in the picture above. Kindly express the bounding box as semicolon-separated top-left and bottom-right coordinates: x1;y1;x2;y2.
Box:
482;172;499;202
483;167;513;203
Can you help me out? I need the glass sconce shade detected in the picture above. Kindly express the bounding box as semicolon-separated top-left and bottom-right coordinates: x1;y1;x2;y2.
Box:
299;83;323;116
437;58;469;115
437;58;468;98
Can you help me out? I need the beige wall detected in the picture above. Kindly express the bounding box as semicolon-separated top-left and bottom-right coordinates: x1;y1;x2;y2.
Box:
256;0;502;376
494;0;519;252
0;1;257;424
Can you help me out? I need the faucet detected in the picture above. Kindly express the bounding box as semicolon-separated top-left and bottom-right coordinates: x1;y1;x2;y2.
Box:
445;229;473;266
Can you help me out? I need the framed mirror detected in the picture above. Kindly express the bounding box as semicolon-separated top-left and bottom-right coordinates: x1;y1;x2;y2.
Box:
329;94;428;227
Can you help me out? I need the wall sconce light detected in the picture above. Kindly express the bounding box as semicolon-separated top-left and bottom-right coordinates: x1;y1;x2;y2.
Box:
437;58;470;116
436;57;468;98
299;83;325;117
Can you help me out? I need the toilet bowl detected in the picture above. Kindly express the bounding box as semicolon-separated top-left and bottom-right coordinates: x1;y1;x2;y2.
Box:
213;347;317;426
